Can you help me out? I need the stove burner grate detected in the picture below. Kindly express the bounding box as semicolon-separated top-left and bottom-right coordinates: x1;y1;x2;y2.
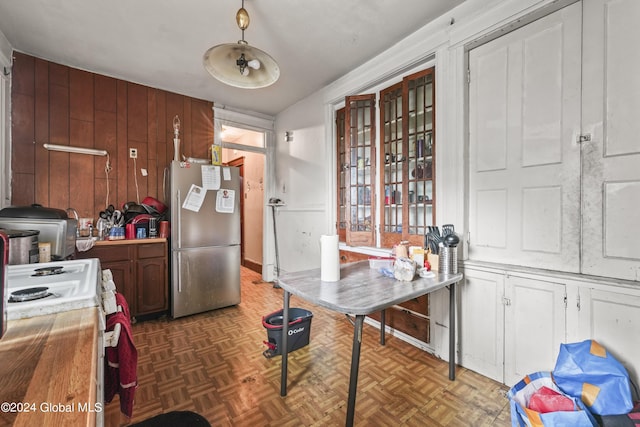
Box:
9;287;52;303
32;266;65;277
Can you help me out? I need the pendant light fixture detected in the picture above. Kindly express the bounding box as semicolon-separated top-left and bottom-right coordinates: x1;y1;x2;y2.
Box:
203;0;280;89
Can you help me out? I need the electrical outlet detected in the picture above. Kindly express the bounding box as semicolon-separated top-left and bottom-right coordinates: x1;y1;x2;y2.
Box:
129;148;138;159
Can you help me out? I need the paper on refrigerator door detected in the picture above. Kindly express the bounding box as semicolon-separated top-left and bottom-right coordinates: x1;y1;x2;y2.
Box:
222;167;232;181
215;189;235;213
182;184;206;212
201;165;221;190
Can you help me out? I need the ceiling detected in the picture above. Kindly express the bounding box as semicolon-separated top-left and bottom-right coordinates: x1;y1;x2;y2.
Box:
0;0;465;117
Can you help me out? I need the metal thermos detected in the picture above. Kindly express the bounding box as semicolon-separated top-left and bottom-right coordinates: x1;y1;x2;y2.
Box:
148;218;158;238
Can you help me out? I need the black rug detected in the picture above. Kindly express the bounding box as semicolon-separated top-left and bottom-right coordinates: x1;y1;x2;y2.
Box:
130;411;211;427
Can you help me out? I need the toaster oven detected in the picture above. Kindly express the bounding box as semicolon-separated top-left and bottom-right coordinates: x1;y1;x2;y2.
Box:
0;205;77;261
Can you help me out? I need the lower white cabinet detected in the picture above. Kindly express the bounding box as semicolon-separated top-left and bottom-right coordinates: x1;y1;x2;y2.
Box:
503;275;565;386
460;264;640;387
576;285;640;385
459;268;504;382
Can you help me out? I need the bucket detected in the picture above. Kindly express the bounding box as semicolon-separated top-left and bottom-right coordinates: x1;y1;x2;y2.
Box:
262;308;313;358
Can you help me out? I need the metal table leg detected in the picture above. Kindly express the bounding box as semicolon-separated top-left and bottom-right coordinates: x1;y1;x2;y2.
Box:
346;314;365;427
280;290;290;396
271;204;281;288
380;309;386;346
449;282;456;381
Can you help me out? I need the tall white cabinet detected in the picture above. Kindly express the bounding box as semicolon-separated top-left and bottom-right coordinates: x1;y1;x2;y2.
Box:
463;0;640;386
581;0;640;281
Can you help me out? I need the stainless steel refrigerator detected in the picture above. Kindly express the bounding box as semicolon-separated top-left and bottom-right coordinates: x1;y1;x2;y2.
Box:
168;161;241;318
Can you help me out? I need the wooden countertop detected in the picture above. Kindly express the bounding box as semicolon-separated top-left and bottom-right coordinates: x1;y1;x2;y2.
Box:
0;308;101;426
93;237;167;246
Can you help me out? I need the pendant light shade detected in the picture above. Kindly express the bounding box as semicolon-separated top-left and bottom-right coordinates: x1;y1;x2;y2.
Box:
203;1;280;89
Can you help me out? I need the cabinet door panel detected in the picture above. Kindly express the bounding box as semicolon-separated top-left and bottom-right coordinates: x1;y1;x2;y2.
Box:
468;3;581;272
504;276;565;386
101;259;135;316
459;268;504;383
581;0;640;281
136;257;168;315
579;287;640;385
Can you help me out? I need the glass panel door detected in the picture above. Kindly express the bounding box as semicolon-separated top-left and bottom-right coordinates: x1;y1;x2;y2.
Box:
336;107;347;242
406;69;435;238
345;94;376;247
380;82;403;248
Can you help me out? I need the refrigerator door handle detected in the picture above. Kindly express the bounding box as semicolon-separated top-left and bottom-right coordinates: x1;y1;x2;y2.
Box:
176;251;182;293
175;189;182;249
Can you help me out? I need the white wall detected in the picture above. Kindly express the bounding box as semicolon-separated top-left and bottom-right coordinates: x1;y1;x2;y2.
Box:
271;91;328;274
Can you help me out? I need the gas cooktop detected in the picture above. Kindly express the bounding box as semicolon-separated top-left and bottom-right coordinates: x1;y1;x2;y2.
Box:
5;259;101;320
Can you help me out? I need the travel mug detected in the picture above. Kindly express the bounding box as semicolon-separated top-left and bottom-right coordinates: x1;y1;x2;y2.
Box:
125;223;135;239
159;221;169;238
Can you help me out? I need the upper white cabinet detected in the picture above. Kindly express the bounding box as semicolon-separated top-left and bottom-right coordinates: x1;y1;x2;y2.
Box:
468;2;582;273
461;0;640;387
468;0;640;281
581;0;640;281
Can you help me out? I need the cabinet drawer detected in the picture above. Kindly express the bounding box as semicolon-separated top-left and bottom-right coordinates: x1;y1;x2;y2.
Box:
137;242;166;259
368;308;430;343
339;250;369;264
387;307;430;343
79;245;132;262
398;295;428;315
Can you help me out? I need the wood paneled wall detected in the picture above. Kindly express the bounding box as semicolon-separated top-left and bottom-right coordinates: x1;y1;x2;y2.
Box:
10;52;214;219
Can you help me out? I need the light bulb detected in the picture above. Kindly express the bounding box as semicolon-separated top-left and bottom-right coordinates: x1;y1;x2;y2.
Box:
247;59;261;70
241;67;250;77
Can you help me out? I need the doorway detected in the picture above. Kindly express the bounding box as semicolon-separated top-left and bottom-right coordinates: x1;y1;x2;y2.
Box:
221;126;266;275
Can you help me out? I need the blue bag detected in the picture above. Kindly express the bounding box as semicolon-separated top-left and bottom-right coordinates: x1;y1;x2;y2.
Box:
553;340;633;416
508;371;597;427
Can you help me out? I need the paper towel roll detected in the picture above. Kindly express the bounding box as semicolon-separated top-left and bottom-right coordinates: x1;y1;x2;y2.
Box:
320;234;340;282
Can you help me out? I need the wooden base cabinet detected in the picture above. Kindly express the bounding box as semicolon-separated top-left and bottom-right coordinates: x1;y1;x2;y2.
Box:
369;295;430;344
77;239;169;319
339;250;432;344
339;250;369;264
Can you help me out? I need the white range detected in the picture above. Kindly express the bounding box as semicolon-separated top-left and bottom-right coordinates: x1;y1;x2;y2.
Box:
6;258;101;320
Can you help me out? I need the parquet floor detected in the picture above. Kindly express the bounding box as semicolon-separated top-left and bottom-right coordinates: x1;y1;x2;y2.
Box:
105;267;512;426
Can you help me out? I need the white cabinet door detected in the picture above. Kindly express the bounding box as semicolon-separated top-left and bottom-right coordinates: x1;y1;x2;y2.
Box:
467;3;582;272
581;0;640;281
459;268;505;382
578;286;640;385
504;275;566;386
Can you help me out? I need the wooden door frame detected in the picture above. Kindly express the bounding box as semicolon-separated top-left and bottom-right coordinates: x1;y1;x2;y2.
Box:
226;157;245;267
